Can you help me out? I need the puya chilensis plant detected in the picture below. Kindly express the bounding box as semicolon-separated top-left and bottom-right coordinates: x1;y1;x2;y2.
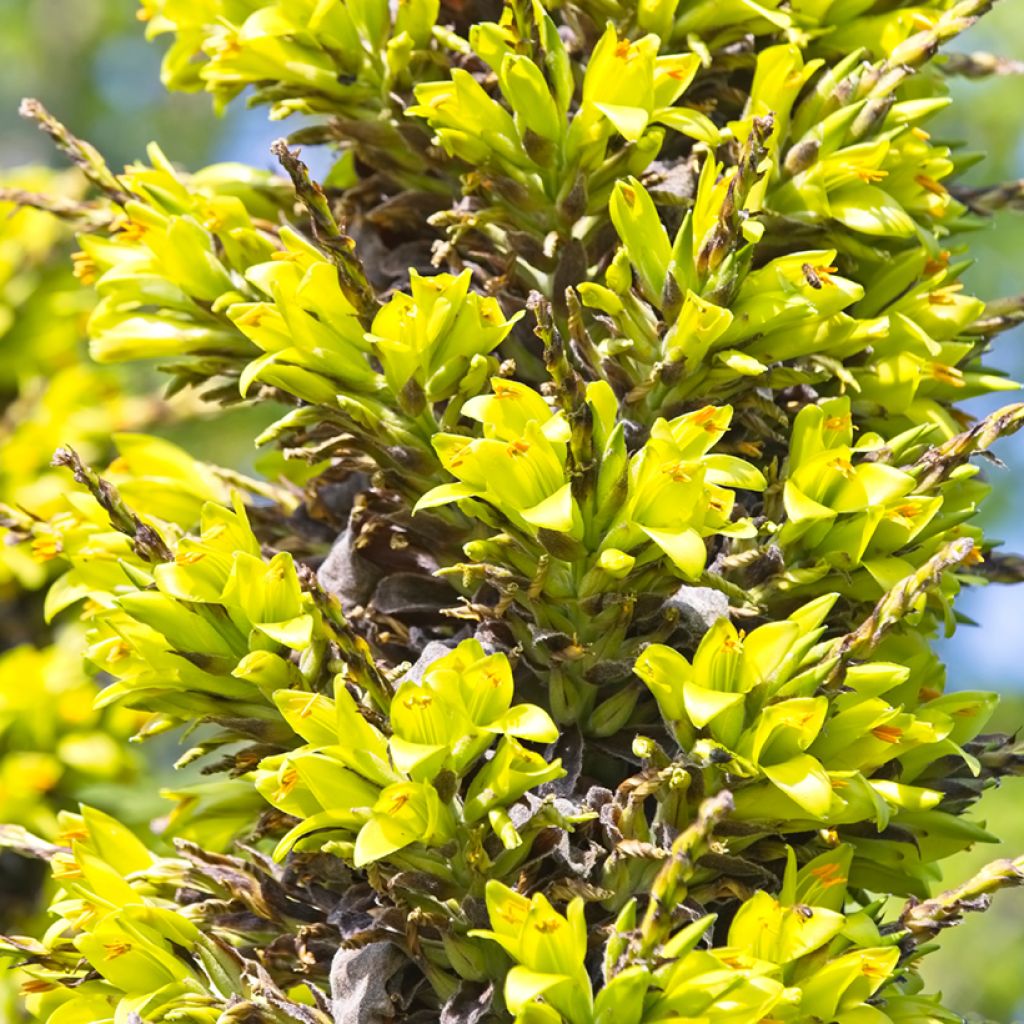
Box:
3;0;1024;1022
0;170;179;1019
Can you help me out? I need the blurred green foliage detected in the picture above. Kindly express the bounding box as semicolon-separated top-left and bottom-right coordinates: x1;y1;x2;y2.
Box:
0;0;217;170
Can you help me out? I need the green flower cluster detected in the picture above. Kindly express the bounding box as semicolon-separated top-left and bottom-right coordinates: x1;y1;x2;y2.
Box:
3;0;1024;1023
636;601;998;894
474;844;934;1024
2;805;331;1024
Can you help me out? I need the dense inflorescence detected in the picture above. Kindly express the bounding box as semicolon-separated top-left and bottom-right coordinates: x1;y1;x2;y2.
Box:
3;1;1024;1023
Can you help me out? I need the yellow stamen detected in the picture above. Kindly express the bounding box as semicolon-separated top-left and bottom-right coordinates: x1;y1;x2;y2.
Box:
108;639;132;663
923;250;950;276
871;725;903;744
403;693;433;709
809;862;847;889
500;904;528;927
388;793;410;814
828;456;855;479
30;536;62;562
929;363;965;387
56;825;89;846
962;546;984;567
66;902;98;929
20;980;57;995
274;767;299;804
915;174;948;197
663;461;693;483
117;220;149;244
532;916;563;934
692;406;723;433
855;167;888;183
298;694;320;718
802;263;838;288
51;855;83;880
71;251;98;285
824;414;851;432
888;502;922;522
927;283;963;306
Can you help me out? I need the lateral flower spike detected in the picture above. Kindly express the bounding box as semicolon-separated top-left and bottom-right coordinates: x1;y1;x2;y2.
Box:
271;138;377;320
19;98;130;204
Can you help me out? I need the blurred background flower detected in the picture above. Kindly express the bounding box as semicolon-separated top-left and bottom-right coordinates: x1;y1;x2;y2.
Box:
0;1;1022;1018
